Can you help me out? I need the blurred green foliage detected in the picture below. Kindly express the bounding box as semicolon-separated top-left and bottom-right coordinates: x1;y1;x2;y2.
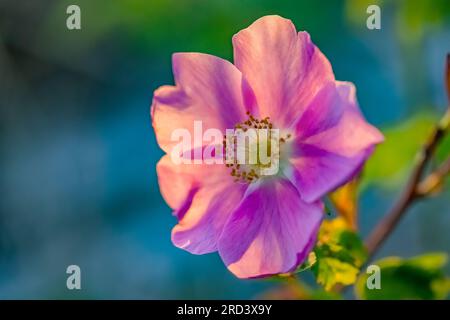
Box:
346;0;450;44
355;253;450;299
36;0;346;66
394;0;450;45
363;112;450;189
437;127;450;163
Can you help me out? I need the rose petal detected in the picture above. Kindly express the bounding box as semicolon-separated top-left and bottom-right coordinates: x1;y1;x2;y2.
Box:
232;15;334;128
218;178;323;278
285;82;384;202
157;155;247;254
151;53;252;153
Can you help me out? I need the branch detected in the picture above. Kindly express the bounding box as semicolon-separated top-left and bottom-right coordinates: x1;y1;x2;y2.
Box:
416;156;450;196
331;55;450;296
365;109;450;257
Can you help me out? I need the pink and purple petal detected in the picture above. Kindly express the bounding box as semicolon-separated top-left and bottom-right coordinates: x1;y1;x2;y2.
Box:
151;53;252;153
157;155;247;254
218;178;323;278
286;82;384;203
232;15;334;128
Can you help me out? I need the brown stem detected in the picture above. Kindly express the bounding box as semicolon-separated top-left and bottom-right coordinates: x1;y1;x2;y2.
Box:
416;156;450;196
332;111;450;296
365;109;450;257
331;55;450;296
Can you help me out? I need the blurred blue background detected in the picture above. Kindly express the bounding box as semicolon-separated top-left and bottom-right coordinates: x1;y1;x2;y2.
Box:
0;0;449;299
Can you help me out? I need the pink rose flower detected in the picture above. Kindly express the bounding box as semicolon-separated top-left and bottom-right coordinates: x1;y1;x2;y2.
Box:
151;15;383;278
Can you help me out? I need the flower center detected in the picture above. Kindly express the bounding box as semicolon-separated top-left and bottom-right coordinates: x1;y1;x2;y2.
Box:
223;112;291;184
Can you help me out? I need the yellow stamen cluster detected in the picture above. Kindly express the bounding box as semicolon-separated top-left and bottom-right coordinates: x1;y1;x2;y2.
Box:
235;111;273;131
222;111;292;184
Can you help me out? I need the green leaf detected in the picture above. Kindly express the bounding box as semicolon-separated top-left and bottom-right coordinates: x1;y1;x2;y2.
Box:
296;252;317;273
311;218;367;291
355;253;450;300
363;112;438;188
363;111;450;190
314;257;359;291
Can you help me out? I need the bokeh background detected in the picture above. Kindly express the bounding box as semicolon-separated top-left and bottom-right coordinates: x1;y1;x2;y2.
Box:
0;0;449;299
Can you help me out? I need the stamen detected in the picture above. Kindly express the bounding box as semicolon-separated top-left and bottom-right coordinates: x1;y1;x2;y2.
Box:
225;112;291;184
